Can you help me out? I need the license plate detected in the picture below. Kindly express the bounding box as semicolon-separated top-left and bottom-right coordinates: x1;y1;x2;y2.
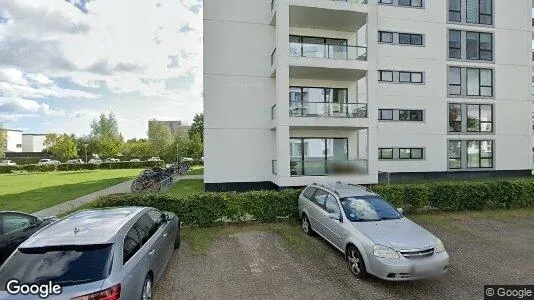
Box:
412;264;437;275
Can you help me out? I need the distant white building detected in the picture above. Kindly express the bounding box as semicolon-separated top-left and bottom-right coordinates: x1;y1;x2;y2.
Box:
22;134;47;152
4;129;23;153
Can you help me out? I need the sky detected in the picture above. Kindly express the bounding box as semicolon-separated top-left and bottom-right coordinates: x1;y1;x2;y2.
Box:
0;0;203;139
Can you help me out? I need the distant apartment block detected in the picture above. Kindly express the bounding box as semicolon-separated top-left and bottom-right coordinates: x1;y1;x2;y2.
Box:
148;120;190;135
3;129;23;153
204;0;533;191
22;134;47;153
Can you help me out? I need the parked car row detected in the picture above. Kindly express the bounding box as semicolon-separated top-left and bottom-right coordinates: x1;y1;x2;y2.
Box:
0;160;17;166
0;207;180;299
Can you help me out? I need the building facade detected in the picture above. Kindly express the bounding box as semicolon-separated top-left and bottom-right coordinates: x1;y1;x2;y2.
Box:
4;129;23;153
148;120;190;136
22;134;47;153
204;0;533;191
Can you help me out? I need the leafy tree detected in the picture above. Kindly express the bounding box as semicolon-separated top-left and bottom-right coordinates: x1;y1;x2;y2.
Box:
90;113;124;158
0;125;6;159
44;134;78;161
148;121;173;158
188;113;204;140
124;139;151;159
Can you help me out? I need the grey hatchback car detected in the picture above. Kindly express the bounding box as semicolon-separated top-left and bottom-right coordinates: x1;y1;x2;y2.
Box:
0;207;179;299
298;183;449;281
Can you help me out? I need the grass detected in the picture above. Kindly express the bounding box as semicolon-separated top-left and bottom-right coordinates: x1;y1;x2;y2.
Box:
165;179;204;197
181;208;534;255
189;166;204;175
0;169;142;213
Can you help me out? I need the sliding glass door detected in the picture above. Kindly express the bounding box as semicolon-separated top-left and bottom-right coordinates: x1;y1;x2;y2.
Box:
290;138;349;176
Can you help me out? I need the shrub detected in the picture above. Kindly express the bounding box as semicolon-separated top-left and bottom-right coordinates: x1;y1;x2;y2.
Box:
90;179;534;227
0;166;20;174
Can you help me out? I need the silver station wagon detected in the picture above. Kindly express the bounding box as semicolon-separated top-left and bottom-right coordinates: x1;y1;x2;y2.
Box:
298;182;449;281
0;207;180;299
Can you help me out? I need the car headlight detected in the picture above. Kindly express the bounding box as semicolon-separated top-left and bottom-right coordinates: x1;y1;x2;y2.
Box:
373;245;400;259
435;238;446;253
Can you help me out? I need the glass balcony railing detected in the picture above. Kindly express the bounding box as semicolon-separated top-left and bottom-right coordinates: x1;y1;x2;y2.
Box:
290;159;368;176
289;101;368;118
290;42;367;61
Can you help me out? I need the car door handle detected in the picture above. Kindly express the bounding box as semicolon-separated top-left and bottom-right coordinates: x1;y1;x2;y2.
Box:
149;249;155;255
163;233;168;237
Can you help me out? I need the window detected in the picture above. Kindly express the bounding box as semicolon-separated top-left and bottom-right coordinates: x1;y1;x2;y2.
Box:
379;148;394;159
448;67;461;95
449;0;461;22
467;68;492;96
454;0;492;25
313;189;328;207
289;35;348;59
398;0;422;7
398;33;423;45
467;104;493;132
135;215;155;244
378;0;393;3
448;30;461;59
448;140;462;169
302;187;318;200
466;32;492;61
290;138;348;176
449;67;493;97
146;209;163;226
399;110;423;121
399;148;423;159
16;144;22;148
449;103;462;132
379;109;394;120
379;71;393;82
123;226;141;264
467;140;493;168
379;31;394;43
1;213;34;235
324;195;341;214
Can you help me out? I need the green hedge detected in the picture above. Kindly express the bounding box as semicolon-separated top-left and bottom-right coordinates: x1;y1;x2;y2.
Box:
91;179;534;227
0;161;165;174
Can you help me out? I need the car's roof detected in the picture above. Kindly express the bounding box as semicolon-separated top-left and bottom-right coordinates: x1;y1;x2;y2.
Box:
311;182;376;198
19;207;145;249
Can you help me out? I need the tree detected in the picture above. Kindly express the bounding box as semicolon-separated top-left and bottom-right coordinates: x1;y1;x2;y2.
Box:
0;124;6;159
124;139;151;159
90;113;124;158
44;134;78;161
148;121;173;158
188;113;204;140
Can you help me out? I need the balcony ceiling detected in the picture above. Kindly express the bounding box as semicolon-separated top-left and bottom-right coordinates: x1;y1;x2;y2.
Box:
289;6;367;31
289;65;366;81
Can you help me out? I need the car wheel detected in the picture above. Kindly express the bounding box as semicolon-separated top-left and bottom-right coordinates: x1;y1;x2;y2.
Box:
301;214;313;236
346;245;368;279
141;275;153;300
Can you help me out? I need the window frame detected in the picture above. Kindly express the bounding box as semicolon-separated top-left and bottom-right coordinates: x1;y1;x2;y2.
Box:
398;148;424;160
379;70;394;82
398;110;423;121
448;30;462;59
466;31;493;61
378;148;394;160
448;0;461;22
448;140;463;169
466;104;493;133
378;31;394;43
398;33;423;45
466;68;493;97
448;103;462;133
398;0;423;7
378;109;394;120
290;138;349;176
467;140;493;168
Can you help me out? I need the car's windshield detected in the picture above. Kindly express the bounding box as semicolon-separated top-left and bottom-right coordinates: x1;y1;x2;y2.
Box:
340;195;402;222
0;244;113;288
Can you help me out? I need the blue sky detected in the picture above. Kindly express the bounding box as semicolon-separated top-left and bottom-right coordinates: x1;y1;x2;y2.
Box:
0;0;203;138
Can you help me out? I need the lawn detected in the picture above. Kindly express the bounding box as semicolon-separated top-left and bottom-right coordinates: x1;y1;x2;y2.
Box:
165;179;204;197
0;169;142;213
189;166;204;175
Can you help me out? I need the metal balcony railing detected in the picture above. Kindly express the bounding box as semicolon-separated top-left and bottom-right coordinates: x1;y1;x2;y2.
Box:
289;101;368;118
290;159;368;176
290;42;367;60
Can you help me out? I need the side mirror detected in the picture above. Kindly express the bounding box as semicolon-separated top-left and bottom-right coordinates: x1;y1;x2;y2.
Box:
328;212;341;221
397;208;404;214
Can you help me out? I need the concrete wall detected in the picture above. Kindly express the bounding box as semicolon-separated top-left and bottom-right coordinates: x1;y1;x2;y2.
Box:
6;130;22;153
22;135;46;153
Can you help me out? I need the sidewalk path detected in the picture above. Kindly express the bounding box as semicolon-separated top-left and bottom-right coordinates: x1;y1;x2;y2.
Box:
33;174;204;217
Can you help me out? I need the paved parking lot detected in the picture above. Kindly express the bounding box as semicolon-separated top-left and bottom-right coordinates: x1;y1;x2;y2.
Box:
154;214;534;300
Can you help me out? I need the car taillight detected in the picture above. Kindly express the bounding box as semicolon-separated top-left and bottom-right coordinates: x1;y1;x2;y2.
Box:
72;284;120;300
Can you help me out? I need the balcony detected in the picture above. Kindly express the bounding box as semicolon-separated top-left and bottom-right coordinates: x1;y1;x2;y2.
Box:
271;0;368;31
290;42;367;61
290;159;368;176
289;101;367;118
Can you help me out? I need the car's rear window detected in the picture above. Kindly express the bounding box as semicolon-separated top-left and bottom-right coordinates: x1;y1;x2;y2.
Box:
0;244;113;288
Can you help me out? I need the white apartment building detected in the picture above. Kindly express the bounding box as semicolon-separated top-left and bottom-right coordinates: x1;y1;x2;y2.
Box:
204;0;533;191
4;129;23;153
22;134;47;153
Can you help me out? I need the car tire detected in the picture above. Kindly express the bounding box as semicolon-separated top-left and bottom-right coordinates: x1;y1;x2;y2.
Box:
141;275;153;300
346;245;368;279
301;214;313;236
